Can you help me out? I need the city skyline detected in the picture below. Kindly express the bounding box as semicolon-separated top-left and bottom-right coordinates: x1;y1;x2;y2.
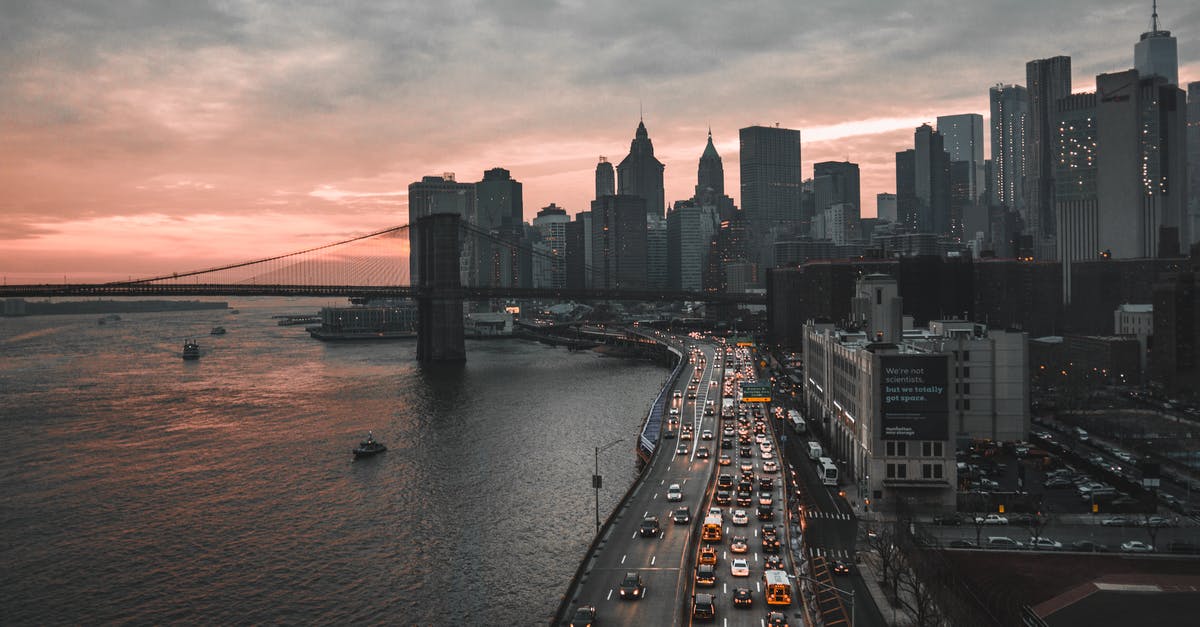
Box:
2;0;1199;280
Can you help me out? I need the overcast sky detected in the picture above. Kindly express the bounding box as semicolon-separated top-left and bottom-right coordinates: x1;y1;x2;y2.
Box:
2;0;1197;281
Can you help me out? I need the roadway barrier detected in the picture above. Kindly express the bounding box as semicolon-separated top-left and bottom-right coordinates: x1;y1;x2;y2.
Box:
638;343;685;461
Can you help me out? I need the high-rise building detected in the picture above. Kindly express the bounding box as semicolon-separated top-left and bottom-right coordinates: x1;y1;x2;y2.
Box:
595;157;615;199
590;195;648;289
1053;92;1099;303
408;173;475;285
895;149;917;231
989;84;1029;210
1096;69;1189;259
532;203;569;288
740;125;802;235
565;220;586;290
877;193;898;223
667;201;719;291
474;167;525;287
1135;1;1179;86
646;213;667;290
813;161;861;240
1189;82;1200;245
696;130;724;203
913;124;952;235
617;121;665;218
937;113;986;205
1026;56;1072;258
574;210;594;288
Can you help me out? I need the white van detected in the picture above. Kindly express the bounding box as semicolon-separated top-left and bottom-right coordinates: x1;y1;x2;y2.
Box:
807;442;823;460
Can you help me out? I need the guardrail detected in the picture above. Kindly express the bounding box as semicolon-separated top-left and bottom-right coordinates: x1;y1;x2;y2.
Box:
639;343;685;460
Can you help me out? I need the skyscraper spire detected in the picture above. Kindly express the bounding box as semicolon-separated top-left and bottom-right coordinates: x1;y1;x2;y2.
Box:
1152;0;1159;32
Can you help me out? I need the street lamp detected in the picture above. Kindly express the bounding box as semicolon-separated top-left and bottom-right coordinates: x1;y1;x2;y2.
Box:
594;437;625;534
792;572;855;625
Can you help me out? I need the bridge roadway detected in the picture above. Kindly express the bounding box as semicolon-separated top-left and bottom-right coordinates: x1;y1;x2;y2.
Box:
561;340;802;626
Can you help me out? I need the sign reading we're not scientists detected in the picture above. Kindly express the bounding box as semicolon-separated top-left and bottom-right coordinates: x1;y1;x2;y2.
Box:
879;355;949;440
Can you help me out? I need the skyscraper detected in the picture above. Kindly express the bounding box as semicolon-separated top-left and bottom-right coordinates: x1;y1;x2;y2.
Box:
913;124;951;235
696;130;724;202
989;84;1029;210
595;157;615;199
408;173;475;285
590;195;648;289
474;168;524;287
876;193;898;223
617;121;665;218
813;161;861;240
667;200;719;291
1135;1;1179;86
936;113;985;205
532;203;569;289
646;213;667;290
1025;55;1072;258
895;149;917;231
739;125;802;235
1054;92;1099;302
1189;82;1200;245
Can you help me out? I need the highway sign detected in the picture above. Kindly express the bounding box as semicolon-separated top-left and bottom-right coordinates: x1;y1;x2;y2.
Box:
740;382;771;403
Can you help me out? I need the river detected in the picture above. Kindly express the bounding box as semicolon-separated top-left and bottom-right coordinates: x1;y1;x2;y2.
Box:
0;298;666;625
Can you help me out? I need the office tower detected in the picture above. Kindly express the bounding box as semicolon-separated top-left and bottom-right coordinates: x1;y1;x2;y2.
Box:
696;130;724;203
937;113;986;204
1135;1;1179;86
740;125;802;235
647;213;667;289
877;193;898;223
1026;56;1072;258
813;161;861;240
989;84;1029;210
595;157;615;199
1096;69;1189;259
1054;93;1100;303
575;210;594;288
913;124;951;235
1189;82;1200;245
590;195;648;289
948;161;972;238
408;173;476;285
565;220;586;290
474;167;525;287
667;200;720;291
895;149;917;231
532;203;569;288
617;120;665;218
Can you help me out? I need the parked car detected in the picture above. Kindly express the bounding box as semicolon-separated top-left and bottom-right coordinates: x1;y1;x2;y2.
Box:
932;513;963;526
1030;537;1063;550
975;514;1009;525
948;539;976;549
1070;540;1108;553
987;536;1023;549
1120;540;1154;553
1100;516;1131;527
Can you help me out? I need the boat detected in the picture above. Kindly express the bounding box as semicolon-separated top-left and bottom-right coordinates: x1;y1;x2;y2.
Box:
353;432;387;458
182;340;200;360
210;326;226;335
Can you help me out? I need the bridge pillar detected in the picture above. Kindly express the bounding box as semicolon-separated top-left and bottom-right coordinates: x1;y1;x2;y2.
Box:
415;213;466;362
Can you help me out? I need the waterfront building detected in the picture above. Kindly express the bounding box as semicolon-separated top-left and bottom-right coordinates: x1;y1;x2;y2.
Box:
473;168;526;288
989;84;1029;211
1026;56;1072;259
590;195;648;289
740;125;803;237
617;121;665;219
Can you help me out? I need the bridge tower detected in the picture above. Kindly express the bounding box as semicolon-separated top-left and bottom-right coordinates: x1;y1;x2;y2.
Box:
415;213;466;362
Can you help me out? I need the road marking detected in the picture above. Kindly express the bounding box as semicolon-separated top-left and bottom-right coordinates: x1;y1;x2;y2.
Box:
653;493;658;500
756;581;761;592
632;532;637;540
651;555;656;565
621;554;626;564
723;582;727;594
644;511;649;518
606;589;613;601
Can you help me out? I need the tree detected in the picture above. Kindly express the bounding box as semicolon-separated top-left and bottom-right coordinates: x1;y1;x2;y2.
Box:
1027;511;1054;548
866;523;904;602
897;561;947;627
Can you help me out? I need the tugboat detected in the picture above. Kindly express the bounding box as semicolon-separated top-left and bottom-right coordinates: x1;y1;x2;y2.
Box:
353;431;387;459
210;326;226;335
182;340;200;360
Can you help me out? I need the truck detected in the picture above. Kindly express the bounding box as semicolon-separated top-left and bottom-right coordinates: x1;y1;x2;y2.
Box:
787;409;806;434
807;441;822;460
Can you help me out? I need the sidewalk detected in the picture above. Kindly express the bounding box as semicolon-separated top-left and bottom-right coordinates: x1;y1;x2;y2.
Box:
854;554;913;627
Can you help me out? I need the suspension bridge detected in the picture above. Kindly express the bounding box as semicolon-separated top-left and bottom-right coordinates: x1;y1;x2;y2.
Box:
1;214;764;360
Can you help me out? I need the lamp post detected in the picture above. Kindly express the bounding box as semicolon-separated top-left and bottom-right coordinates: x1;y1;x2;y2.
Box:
792;573;855;626
594;437;625;534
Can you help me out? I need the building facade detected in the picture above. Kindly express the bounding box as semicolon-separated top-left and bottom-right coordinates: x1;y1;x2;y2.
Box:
1025;56;1072;259
937;113;986;206
740;125;802;236
989;84;1029;211
590;195;648;289
616;121;665;219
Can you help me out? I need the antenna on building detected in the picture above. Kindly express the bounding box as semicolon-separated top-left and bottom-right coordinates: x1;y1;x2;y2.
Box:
639;100;643;122
1152;0;1159;31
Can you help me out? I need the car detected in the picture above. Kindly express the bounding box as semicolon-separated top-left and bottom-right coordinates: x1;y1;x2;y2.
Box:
692;593;716;620
975;514;1009;525
1044;477;1073;489
695;564;717;586
708;506;723;517
672;507;691;524
761;450;774;460
1070;540;1107;553
736;492;753;507
732;587;754;608
948;539;976;548
740;462;754;473
721;439;733;450
667;484;683;502
767;611;789;627
722;427;735;437
759;477;775;490
763;461;779;473
663;430;677;439
702;430;714;440
718;474;734;489
732;509;749;525
758;491;773;506
932;513;963;526
699;545;718;566
757;504;773;520
619;571;645;599
718;453;732;466
1121;540;1154;553
831;560;851;575
987;536;1023;549
1101;516;1131;527
761;534;781;553
639;516;660;537
696;447;710;459
730;558;750;577
1145;516;1171;527
680;431;693;441
730;536;748;553
569;605;596;627
1030;537;1062;550
740;447;754;458
763;554;784;570
715;490;732;505
677;444;690;455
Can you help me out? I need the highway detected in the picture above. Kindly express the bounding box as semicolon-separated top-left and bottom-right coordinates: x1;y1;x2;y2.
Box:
561;340;724;626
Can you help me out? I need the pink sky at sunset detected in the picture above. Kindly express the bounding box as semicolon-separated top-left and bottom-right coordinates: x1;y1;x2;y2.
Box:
1;1;1197;283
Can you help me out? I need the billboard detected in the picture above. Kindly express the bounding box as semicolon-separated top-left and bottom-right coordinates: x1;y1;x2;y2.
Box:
879;355;949;440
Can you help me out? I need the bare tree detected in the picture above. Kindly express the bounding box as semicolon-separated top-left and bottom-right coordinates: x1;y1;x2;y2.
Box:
897;560;947;627
866;522;904;602
1027;511;1053;548
1142;510;1165;549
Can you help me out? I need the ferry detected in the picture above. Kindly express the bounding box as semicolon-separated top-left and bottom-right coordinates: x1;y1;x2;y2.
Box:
182;340;200;360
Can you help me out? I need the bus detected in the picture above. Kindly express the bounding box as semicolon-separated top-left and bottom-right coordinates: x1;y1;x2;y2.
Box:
820;459;839;486
788;409;806;434
701;513;723;542
764;570;792;606
807;441;822;460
